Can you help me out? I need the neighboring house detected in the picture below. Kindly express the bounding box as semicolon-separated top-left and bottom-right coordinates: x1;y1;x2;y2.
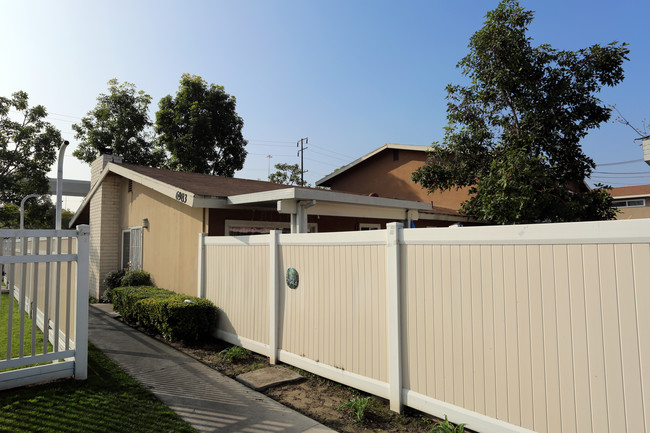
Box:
316;142;591;221
71;154;461;299
610;184;650;219
316;143;474;222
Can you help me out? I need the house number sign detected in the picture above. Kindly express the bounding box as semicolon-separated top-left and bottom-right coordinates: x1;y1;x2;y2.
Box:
175;191;188;203
286;267;299;289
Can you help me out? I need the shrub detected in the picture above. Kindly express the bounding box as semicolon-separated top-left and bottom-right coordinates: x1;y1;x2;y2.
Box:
120;270;153;287
112;286;218;342
102;269;126;302
104;269;126;290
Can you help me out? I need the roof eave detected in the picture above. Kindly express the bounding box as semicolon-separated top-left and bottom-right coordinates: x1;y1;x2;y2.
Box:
228;187;432;211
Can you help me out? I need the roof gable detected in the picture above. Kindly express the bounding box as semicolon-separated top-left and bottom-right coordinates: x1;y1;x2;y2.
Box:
316;143;428;186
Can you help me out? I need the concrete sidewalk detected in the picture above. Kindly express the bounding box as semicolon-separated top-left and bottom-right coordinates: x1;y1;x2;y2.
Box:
88;304;335;433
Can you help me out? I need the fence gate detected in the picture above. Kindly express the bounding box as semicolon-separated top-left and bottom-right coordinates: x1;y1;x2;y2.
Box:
0;225;90;390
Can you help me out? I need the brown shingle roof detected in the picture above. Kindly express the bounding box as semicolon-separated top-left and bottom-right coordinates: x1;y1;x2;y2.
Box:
121;164;293;197
610;184;650;197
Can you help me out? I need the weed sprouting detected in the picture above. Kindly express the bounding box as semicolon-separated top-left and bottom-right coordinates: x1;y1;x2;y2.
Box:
218;345;249;363
428;415;465;433
338;396;373;423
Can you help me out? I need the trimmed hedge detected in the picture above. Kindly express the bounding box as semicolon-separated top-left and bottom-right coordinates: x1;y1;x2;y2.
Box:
112;286;218;342
120;270;153;287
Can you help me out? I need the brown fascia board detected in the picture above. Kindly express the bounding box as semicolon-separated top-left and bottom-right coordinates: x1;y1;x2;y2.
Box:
315;143;429;187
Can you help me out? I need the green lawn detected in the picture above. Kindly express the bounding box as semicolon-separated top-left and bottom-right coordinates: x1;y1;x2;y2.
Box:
0;342;196;433
1;293;50;360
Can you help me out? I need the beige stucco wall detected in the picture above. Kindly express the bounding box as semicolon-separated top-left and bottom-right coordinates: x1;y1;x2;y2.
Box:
119;180;204;296
614;200;650;219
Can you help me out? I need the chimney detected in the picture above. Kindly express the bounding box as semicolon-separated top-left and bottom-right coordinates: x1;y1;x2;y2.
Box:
91;153;123;187
643;137;650;166
88;151;123;300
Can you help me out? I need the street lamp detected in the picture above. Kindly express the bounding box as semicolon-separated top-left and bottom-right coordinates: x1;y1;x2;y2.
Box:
20;194;40;230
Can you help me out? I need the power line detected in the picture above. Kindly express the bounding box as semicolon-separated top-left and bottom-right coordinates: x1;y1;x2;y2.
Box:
593;170;650;175
596;158;644;166
248;139;295;144
307;142;356;160
309;148;351;162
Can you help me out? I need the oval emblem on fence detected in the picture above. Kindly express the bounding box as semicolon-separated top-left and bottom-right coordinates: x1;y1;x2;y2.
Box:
286;267;299;289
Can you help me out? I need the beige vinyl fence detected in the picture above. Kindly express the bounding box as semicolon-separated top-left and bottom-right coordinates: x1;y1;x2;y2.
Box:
198;220;650;433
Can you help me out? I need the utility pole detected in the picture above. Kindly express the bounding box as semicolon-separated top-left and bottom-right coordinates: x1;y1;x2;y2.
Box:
266;155;272;177
297;137;308;185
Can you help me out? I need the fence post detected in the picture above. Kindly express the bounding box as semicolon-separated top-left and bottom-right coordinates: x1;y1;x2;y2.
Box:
74;225;90;380
197;233;206;298
386;222;403;413
268;230;279;364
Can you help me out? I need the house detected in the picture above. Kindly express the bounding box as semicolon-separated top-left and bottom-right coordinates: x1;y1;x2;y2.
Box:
610;184;650;219
316;143;474;222
316;142;596;222
71;154;464;299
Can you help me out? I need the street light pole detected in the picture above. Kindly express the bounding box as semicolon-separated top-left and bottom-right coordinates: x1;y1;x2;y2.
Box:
55;141;69;230
20;194;40;230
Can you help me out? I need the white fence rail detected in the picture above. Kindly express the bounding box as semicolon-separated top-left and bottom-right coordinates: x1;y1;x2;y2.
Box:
0;226;90;390
198;219;650;433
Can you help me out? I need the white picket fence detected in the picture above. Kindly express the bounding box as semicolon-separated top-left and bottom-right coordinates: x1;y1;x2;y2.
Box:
0;226;90;390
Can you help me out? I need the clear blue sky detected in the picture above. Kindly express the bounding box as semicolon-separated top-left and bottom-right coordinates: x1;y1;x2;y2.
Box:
2;0;649;209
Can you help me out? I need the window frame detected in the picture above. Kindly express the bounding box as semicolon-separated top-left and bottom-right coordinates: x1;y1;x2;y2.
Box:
121;226;143;270
612;198;646;208
224;220;318;236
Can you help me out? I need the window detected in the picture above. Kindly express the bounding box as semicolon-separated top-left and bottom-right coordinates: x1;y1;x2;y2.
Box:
224;220;318;236
612;199;646;208
359;223;381;231
122;227;142;270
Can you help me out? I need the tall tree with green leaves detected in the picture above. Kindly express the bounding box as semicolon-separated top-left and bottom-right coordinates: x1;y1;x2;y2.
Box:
155;74;247;176
0;198;73;229
268;163;309;186
0;91;63;205
412;0;628;224
72;79;166;167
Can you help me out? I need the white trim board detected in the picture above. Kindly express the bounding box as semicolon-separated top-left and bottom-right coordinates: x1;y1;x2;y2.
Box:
0;361;74;391
403;390;537;433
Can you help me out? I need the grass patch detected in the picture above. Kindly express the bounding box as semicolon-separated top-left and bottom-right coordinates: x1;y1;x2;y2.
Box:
0;343;196;433
0;293;51;361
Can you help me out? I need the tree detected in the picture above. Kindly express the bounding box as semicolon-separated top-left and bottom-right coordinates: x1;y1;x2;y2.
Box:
0;91;63;204
72;79;166;167
268;163;309;186
0;197;73;229
155;74;247;176
412;0;628;224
